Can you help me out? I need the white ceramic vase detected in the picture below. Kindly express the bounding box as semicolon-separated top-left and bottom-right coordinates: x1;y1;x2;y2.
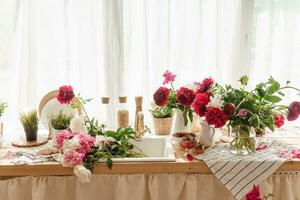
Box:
199;122;216;148
171;109;191;133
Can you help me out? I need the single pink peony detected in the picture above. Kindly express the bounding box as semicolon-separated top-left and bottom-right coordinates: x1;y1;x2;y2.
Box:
75;133;96;154
56;85;75;104
56;131;77;150
62;149;86;167
163;70;176;85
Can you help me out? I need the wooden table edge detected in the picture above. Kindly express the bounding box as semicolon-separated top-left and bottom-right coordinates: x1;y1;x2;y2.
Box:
0;160;299;176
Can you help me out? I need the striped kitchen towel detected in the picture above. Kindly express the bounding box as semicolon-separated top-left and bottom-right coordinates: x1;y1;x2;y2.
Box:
195;140;289;199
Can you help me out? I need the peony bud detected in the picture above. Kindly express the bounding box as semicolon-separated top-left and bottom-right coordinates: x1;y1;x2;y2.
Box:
236;109;248;117
287;101;300;121
223;103;235;115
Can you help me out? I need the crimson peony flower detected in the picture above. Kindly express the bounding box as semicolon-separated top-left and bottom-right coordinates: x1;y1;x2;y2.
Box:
245;185;263;200
224;103;235;116
192;93;210;117
287;101;300;121
163;70;176;85
176;87;195;107
274;114;285;128
57;85;75;105
195;77;214;93
153;87;170;106
205;107;228;128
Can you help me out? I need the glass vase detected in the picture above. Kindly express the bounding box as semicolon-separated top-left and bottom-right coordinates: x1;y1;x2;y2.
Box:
229;126;256;156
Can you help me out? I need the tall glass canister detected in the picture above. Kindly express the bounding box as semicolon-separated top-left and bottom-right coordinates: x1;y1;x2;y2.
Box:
101;97;113;129
117;96;129;128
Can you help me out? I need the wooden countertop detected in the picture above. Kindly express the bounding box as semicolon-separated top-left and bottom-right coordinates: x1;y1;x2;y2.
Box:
0;144;300;176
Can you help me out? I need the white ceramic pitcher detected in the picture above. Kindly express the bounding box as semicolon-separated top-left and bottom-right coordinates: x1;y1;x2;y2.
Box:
199;122;216;147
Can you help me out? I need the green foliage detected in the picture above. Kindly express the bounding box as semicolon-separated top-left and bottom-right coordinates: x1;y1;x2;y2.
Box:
19;110;39;134
83;127;145;170
50;111;73;130
217;75;294;133
166;91;193;125
150;105;173;118
86;117;105;137
0;101;7;118
239;75;249;86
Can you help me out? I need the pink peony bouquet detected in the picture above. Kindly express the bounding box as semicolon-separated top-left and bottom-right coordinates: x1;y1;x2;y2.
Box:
54;85;145;183
56;131;95;182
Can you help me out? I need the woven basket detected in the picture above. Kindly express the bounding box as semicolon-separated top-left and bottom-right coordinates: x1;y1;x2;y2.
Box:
153;117;173;135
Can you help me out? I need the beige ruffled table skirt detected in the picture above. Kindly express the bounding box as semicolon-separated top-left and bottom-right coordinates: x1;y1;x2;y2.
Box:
0;172;299;200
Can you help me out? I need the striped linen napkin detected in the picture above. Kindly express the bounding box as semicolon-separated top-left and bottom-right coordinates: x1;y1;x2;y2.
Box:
195;140;289;199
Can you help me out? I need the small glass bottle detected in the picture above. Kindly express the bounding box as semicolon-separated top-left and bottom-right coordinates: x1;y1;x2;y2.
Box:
118;96;129;128
101;97;113;129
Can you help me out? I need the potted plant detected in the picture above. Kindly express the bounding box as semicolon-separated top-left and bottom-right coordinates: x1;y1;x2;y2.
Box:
153;70;198;133
150;104;174;135
19;110;39;141
0;101;7;120
0;101;7;136
50;111;73;142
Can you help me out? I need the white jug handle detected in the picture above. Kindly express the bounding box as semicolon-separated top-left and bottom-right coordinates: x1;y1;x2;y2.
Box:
210;126;216;140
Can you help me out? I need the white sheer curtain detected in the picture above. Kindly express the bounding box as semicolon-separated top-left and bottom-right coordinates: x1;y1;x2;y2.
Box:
0;0;251;125
1;0;299;126
250;0;300;121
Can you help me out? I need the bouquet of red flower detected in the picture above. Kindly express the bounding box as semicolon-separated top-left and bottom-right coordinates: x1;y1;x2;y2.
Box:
153;70;199;126
193;75;300;155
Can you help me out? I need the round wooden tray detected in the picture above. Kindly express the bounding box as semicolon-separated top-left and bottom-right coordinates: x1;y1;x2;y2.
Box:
11;137;48;148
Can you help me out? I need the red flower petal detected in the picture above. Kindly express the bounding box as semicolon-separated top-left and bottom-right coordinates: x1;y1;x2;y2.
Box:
186;154;194;161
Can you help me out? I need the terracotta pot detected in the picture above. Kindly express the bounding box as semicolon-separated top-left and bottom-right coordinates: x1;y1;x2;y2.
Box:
153;117;173;135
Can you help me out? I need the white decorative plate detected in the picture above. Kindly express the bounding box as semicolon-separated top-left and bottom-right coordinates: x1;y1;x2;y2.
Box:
38;90;82;131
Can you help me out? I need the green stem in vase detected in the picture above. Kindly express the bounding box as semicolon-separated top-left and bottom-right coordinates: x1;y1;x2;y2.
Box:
230;126;255;155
